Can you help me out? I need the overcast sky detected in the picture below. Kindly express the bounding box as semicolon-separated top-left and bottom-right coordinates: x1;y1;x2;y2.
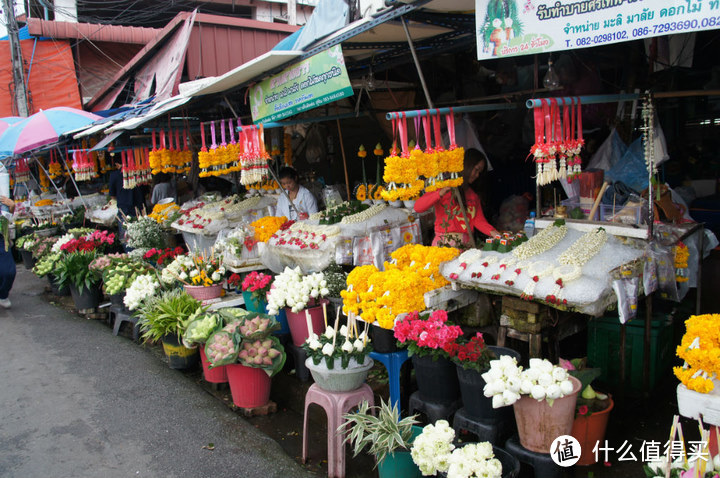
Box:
0;1;25;38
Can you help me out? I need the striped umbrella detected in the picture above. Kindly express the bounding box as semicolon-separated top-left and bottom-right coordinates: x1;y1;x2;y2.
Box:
0;107;102;157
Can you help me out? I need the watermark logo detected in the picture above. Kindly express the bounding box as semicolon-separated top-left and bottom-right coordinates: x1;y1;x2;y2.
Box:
550;435;581;467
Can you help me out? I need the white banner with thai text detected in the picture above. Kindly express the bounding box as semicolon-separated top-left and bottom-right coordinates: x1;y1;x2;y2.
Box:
476;0;719;61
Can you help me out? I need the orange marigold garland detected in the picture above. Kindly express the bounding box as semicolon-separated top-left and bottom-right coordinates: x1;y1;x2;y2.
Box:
674;314;720;393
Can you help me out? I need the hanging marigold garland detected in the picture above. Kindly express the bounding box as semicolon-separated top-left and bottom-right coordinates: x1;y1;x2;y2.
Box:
199;119;243;178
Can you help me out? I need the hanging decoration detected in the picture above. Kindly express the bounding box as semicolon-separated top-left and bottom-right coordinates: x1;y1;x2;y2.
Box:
73;148;95;182
199;119;243;178
14;157;30;183
239;123;270;185
38;158;50;192
121;148;152;188
48;149;64;180
380;114;423;202
641;94;657;175
674;242;689;283
149;128;193;175
530;98;583;186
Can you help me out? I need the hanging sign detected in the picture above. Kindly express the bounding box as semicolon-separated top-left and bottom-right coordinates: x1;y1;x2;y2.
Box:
476;0;719;61
249;45;354;124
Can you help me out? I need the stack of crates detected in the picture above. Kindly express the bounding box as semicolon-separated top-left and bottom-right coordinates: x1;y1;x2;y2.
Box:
587;314;675;394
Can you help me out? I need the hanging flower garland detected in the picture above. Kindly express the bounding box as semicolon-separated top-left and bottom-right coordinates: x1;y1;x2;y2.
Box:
512;222;568;260
641;94;657;175
675;242;690;283
239;123;270;185
381;115;423;201
530;98;584;186
48;149;64;179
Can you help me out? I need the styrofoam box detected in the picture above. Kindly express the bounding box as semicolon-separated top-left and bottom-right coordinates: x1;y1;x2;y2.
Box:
677;381;720;426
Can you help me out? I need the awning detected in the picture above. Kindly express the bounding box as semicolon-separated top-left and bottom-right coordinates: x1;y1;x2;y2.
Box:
90;131;123;151
106;95;193;132
182;50;303;98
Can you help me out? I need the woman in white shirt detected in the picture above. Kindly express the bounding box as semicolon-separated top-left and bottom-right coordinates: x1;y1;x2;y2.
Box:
276;166;318;220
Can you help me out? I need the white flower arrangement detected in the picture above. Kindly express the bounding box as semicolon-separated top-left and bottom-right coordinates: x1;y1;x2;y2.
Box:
266;267;329;314
51;233;74;253
482;357;575;408
124;274;160;310
447;442;502;478
411;421;502;478
340;203;386;224
410;420;455;476
512;223;567;260
161;255;195;284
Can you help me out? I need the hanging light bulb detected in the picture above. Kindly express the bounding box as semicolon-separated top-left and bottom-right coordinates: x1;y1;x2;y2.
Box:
365;67;376;91
543;55;561;90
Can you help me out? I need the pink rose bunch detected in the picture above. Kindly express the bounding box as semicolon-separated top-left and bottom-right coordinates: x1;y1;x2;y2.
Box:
241;271;273;302
394;310;463;359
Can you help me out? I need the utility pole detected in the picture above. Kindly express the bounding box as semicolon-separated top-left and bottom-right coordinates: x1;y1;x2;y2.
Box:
2;0;29;116
288;0;296;26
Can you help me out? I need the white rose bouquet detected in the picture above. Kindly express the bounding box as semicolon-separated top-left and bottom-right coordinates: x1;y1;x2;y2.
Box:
266;267;329;315
411;420;503;478
482;357;576;408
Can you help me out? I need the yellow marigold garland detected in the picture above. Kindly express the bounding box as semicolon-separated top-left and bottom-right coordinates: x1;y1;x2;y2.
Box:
251;216;288;242
674;314;720;393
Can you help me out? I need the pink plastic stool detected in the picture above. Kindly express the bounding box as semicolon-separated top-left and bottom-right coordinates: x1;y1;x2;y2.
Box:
302;383;375;478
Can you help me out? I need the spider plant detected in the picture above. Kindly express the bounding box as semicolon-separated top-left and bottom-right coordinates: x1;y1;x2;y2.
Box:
137;289;202;343
340;399;419;466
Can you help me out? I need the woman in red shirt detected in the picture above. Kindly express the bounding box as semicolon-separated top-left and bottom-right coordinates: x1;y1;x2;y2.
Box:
414;148;499;247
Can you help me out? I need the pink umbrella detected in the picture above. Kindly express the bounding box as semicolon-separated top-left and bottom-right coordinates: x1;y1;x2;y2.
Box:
0;107;102;157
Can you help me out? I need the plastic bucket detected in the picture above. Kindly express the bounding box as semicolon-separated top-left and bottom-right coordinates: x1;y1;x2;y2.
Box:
377;426;424;478
370;325;398;353
570;396;614;465
456;346;520;419
162;334;199;370
200;344;228;383
412;354;460;404
225;364;271;408
69;284;101;310
512;376;581;453
285;299;329;347
242;291;290;334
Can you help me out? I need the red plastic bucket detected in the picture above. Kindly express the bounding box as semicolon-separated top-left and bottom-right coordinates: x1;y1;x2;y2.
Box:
199;344;228;383
225;364;271;408
284;299;329;347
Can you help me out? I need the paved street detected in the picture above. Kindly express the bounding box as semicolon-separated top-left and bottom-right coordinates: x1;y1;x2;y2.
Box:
0;268;314;478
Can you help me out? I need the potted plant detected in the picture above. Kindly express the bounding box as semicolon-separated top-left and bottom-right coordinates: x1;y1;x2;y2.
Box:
410;420;520;478
124;273;162;311
267;266;330;346
54;251;103;310
143;246;184;268
16;233;37;268
33;251;69;296
447;333;520;420
123;215;165;253
341;399;423;478
560;357;613;466
204;310;286;408
241;271;273;312
481;357;581;453
302;314;373;392
394;309;464;404
161;250;226;302
137;288;203;369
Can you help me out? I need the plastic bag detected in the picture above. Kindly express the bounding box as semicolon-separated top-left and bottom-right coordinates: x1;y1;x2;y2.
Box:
604;138;649;193
204;330;239;368
234;312;281;340
654;246;679;302
323;186;344;209
183;311;222;346
237;335;286;377
612;276;639;324
642;252;658;296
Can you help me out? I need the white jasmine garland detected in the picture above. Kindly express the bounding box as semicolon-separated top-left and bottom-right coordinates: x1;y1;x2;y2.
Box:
512;224;568;260
340;203;387;224
557;227;608;266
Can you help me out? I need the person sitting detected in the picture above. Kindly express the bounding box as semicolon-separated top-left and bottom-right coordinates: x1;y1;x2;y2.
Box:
151;173;176;205
276;166;318;221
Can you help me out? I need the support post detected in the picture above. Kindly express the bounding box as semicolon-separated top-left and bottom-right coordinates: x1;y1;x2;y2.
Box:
401;16;433;109
2;0;29;117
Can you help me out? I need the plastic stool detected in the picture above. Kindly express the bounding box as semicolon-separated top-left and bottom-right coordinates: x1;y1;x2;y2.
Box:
286;342;311;382
302;383;375;478
504;436;563;478
369;350;410;411
408;391;462;423
452;408;515;446
109;304;140;341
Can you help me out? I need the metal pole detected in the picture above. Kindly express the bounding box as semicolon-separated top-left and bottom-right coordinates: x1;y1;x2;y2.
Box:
526;93;639;109
401;16;434;109
259;112;366;130
386;103;517;120
2;0;30;117
643;294;652;396
336;118;352;200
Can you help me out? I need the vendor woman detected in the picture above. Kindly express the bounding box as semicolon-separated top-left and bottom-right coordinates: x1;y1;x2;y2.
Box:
276;166;318;221
414;148;499;247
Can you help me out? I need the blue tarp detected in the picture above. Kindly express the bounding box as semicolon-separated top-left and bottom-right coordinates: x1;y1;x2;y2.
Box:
0;25;50;41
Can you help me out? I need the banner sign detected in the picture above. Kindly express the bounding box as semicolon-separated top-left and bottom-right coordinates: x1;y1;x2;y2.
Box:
249;44;353;123
476;0;720;61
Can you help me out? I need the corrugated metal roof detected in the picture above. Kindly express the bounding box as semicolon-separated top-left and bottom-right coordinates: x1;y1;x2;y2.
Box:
87;11;300;110
26;18;161;44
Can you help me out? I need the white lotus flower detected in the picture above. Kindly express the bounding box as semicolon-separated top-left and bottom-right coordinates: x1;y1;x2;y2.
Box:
353;339;364;352
560;379;575;395
546;383;562;400
492;394;505;409
537;373;554;387
552;367;568;381
323;326;335;339
322;343;335;356
341;340;354;353
520;379;534;394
